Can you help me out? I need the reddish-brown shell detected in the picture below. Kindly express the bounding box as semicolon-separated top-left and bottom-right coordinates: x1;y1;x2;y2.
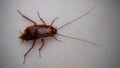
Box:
19;25;57;41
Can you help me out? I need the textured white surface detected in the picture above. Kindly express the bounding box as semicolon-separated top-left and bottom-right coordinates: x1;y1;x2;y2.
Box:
0;0;120;68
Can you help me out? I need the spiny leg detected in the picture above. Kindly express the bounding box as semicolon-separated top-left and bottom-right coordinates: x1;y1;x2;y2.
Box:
52;36;61;42
23;40;36;64
39;39;45;57
37;11;46;25
50;17;59;26
17;10;37;25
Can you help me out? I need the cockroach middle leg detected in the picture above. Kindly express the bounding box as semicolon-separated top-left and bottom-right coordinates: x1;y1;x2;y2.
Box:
37;11;46;25
39;39;45;57
17;10;37;25
23;40;36;64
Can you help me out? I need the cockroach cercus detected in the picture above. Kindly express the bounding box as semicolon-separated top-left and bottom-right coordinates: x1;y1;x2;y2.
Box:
18;8;98;64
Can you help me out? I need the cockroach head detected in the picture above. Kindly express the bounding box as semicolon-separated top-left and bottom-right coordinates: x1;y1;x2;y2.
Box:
48;26;57;35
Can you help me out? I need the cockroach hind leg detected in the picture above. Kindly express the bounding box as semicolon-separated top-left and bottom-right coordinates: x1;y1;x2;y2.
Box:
39;50;41;58
23;40;36;64
23;55;26;64
39;39;45;58
17;10;24;16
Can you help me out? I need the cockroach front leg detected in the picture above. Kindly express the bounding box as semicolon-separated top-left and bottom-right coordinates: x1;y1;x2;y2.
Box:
39;38;45;57
50;17;59;26
52;36;61;42
23;40;36;64
37;11;46;25
17;10;37;25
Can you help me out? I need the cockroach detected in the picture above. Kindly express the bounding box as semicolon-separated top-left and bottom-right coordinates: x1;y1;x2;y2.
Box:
18;8;98;64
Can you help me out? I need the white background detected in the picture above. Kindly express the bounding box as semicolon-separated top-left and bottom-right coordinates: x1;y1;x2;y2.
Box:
0;0;120;68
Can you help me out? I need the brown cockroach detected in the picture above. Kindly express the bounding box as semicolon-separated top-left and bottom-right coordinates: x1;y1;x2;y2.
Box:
18;8;98;64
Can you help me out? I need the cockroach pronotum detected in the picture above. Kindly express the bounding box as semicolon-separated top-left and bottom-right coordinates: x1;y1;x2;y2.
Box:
18;8;98;64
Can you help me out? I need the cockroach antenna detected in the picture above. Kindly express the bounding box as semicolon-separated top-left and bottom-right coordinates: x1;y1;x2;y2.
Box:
56;34;99;46
56;7;99;46
57;7;95;30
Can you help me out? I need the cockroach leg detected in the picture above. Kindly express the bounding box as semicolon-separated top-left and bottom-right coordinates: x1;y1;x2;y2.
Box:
17;10;37;25
50;17;59;26
39;39;45;57
52;36;61;42
23;40;36;64
37;11;46;25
